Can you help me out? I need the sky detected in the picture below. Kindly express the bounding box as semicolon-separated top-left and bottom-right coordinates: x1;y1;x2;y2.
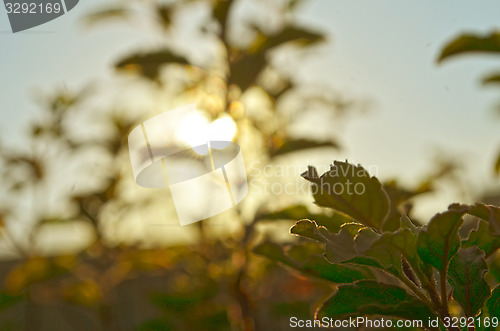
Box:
1;0;500;221
298;0;500;215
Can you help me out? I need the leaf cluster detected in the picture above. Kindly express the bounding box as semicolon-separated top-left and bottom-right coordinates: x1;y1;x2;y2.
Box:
256;160;500;330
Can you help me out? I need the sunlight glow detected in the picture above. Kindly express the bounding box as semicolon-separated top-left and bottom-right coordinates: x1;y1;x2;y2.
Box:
208;114;237;143
175;111;238;155
175;110;210;148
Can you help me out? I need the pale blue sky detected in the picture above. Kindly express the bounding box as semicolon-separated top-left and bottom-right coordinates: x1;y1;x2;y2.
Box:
298;0;500;215
1;0;500;219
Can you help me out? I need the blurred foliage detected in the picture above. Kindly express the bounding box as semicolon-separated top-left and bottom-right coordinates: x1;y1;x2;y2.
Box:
438;30;500;177
0;0;365;330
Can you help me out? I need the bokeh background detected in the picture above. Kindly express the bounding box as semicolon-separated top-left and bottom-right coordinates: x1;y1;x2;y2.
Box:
0;0;499;330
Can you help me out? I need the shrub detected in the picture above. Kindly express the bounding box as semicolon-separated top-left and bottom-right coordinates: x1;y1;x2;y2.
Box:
256;160;500;330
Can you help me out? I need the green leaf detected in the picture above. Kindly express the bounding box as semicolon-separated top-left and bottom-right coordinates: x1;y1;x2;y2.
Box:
362;228;419;277
290;218;417;277
286;241;325;262
400;214;419;234
354;228;383;253
299;255;372;284
312;211;355;234
324;224;377;264
290;219;328;243
289;220;382;266
302;161;390;230
437;32;500;63
486;285;500;321
486;256;500;284
448;247;490;317
454;203;500;236
417;208;466;271
316;280;435;321
336;226;420;279
463;220;500;257
253;241;370;283
270;138;339;158
115;49;190;81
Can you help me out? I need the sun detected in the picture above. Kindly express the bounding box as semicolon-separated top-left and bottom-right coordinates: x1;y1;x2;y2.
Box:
207;114;237;142
175;111;237;155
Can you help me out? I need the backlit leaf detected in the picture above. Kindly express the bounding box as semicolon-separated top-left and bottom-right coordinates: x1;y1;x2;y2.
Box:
486;285;500;322
299;255;372;284
400;214;418;234
324;223;373;264
417;208;466;271
253;241;370;283
463;220;500;257
316;280;435;321
448;247;490;317
291;220;388;272
358;228;419;278
301;161;390;230
312;211;355;234
256;205;351;233
290;220;401;271
290;219;330;243
452;203;500;236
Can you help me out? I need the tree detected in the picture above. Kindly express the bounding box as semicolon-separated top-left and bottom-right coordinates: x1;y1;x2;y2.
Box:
0;0;362;329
